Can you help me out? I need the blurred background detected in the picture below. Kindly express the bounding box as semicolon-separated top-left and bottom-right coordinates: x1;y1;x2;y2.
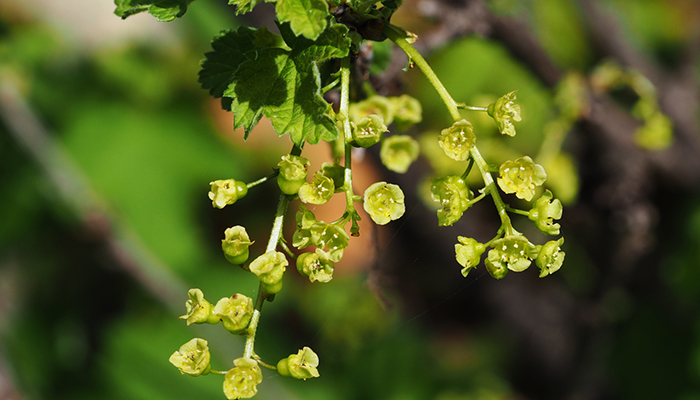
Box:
2;0;700;399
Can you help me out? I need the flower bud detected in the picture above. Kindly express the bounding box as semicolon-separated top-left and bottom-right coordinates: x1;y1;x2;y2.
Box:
297;250;334;283
528;190;563;236
213;294;254;334
487;91;521;137
276;347;320;380
223;357;262;400
169;338;211;376
497;156;547;201
455;237;485;277
536;238;565;278
351;114;387;148
380;135;420;173
209;179;248;209
438;120;476;161
179;288;219;325
363;181;406;225
277;154;310;195
222;226;254;265
298;171;335;205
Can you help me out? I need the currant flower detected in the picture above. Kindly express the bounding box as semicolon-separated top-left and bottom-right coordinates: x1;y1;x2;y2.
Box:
430;176;472;226
497;156;547;201
390;94;422;131
309;223;350;263
363;182;406;225
349;95;394;125
292;205;318;249
455;237;485;277
169;338;211;376
487;90;522;137
223;357;263;400
213;294;254;334
179;288;219;326
209;179;248;209
298;171;335;205
352;114;387;148
380;135;420;173
438;119;476;161
276;347;320;380
277;154;310;195
222;226;254;265
249;251;288;295
297;249;335;283
528;190;563;235
536;238;565;278
486;235;539;275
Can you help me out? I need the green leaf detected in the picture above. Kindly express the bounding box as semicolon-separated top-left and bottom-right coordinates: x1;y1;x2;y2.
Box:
200;26;350;146
114;0;196;21
228;0;263;15
276;0;330;40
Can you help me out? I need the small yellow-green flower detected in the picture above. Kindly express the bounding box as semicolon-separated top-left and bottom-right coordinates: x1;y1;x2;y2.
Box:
169;338;211;376
179;288;218;326
222;226;254;265
438;119;476;161
213;294;254;334
276;347;320;380
363;182;406;225
455;237;485;277
487;91;522;137
497;156;547;201
209;179;248;209
223;357;263;399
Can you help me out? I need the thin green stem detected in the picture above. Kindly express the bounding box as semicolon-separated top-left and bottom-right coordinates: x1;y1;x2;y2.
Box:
247;171;278;189
461;157;474;180
339;56;357;217
383;24;461;122
459;105;488;112
470;147;516;236
209;369;228;375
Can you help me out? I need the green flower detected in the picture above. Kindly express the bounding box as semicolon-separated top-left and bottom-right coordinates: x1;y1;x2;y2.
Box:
438;119;476;161
292;205;318;249
249;251;288;294
455;237;485;277
536;238;565;278
430;176;471;226
352;114;387;148
277;154;310;195
298;171;335;205
487;235;539;274
487;91;521;136
169;338;211;376
179;288;218;326
297;250;335;283
363;182;406;225
309;223;350;262
209;179;248;209
390;94;422;131
222;226;254;265
497;156;547;201
276;347;320;380
213;294;254;334
380;135;420;173
223;357;263;400
349;95;394;125
528;190;563;235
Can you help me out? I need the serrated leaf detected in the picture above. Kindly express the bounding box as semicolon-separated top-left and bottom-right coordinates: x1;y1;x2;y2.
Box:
276;0;330;40
198;28;260;99
114;0;196;21
224;50;337;145
228;0;263;15
200;27;349;145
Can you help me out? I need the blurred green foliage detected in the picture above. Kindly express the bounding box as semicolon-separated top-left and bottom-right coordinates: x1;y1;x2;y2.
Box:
2;0;700;399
